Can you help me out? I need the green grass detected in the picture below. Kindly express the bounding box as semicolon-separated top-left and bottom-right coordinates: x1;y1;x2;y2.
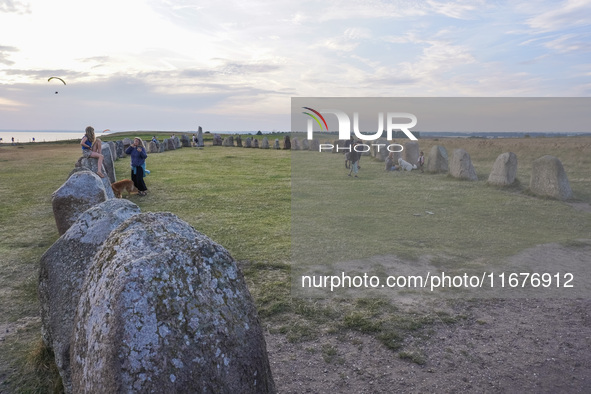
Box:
0;135;590;391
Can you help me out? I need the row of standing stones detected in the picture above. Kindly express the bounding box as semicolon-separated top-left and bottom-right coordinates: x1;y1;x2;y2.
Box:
352;139;572;201
42;140;276;392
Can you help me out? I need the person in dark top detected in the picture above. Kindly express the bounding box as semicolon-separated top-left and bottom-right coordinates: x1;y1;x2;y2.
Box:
125;137;148;196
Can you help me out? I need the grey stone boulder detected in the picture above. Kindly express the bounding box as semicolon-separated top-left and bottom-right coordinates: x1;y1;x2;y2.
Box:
115;140;126;159
148;141;159;154
52;171;109;235
244;137;252;148
197;127;204;147
235;135;242;147
223;136;234;147
488;152;518;186
180;134;191;147
105;141;117;162
213;134;223;146
302;139;310;150
261;137;270;149
40;199;141;393
292;137;300;150
403;141;420;165
529;155;573;200
283;135;291;150
173;136;182;149
308;139;319;151
426;145;448;173
449;149;478;181
273;139;280;150
74;157;115;199
71;213;276;393
166;138;176;151
253;139;259;148
101;144;117;184
122;138;132;151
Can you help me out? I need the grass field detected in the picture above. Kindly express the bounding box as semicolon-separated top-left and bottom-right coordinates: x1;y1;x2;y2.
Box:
0;134;589;391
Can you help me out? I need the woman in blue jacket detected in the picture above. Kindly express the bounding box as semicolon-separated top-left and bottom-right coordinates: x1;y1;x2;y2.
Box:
125;137;148;196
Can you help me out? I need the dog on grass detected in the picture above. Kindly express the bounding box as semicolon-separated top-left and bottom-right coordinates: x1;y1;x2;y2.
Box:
111;179;139;198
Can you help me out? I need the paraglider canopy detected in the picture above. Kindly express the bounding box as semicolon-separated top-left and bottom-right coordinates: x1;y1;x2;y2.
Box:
48;77;66;85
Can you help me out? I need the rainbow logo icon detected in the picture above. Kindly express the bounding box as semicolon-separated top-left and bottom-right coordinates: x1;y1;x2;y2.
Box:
302;107;328;131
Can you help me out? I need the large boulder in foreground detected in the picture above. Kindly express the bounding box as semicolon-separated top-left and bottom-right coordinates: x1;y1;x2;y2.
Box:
488;152;518;186
426;145;448;173
52;171;109;235
39;199;141;393
449;149;478;181
71;213;276;393
529;155;573;200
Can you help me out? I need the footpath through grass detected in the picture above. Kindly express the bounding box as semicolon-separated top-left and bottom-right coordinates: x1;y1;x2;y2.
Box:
0;135;590;391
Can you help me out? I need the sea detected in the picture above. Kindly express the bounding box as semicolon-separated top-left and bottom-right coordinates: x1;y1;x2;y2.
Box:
0;130;112;144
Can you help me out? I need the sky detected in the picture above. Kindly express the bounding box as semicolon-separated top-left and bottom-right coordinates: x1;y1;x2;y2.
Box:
0;0;590;132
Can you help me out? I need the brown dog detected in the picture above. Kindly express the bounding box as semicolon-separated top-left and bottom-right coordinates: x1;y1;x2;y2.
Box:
111;179;139;198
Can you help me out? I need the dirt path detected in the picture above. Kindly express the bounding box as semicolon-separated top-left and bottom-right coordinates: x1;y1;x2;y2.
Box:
266;297;591;393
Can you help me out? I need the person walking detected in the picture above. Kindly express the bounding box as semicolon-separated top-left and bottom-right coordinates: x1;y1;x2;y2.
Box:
125;137;148;196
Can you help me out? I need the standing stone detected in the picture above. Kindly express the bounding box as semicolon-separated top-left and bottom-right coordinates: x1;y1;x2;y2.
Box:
449;149;478;181
101;144;117;184
115;140;126;159
223;136;235;147
253;139;259;148
197;127;204;147
161;139;169;152
426;145;448;173
148;141;159;154
180;134;191;148
74;157;116;199
173;136;182;149
167;138;176;151
273;139;280;150
71;213;276;394
236;135;242;147
39;199;141;393
488;152;518;186
105;141;117;161
308;139;319;151
245;137;252;148
403;141;420;166
261;137;270;149
213;134;223;146
529;155;573;200
302;139;310;150
283;135;291;150
51;171;109;235
122;138;132;151
292;137;300;150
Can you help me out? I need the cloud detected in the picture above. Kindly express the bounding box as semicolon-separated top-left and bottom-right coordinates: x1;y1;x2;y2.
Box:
426;0;486;19
0;45;18;65
525;0;591;32
0;0;30;13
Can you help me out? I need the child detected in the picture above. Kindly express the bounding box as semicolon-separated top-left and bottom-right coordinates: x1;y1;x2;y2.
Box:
80;126;105;178
417;151;425;173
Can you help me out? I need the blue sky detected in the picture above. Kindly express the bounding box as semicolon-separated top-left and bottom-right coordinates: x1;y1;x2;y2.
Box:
0;0;590;131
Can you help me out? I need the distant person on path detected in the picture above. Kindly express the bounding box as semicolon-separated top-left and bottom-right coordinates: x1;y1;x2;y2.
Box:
348;143;360;178
417;151;425;173
192;134;197;147
80;126;105;178
126;137;148;196
11;137;15;145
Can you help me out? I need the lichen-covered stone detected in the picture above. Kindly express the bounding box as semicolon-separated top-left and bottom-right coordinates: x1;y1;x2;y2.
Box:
74;157;116;199
426;145;448;173
223;136;235;147
52;171;110;235
283;135;291;150
261;137;270;149
197;127;204;147
449;149;478;181
529;155;573;200
403;141;419;165
180;134;191;147
71;213;276;393
488;152;518;186
40;199;141;393
101;144;117;184
292;137;300;150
